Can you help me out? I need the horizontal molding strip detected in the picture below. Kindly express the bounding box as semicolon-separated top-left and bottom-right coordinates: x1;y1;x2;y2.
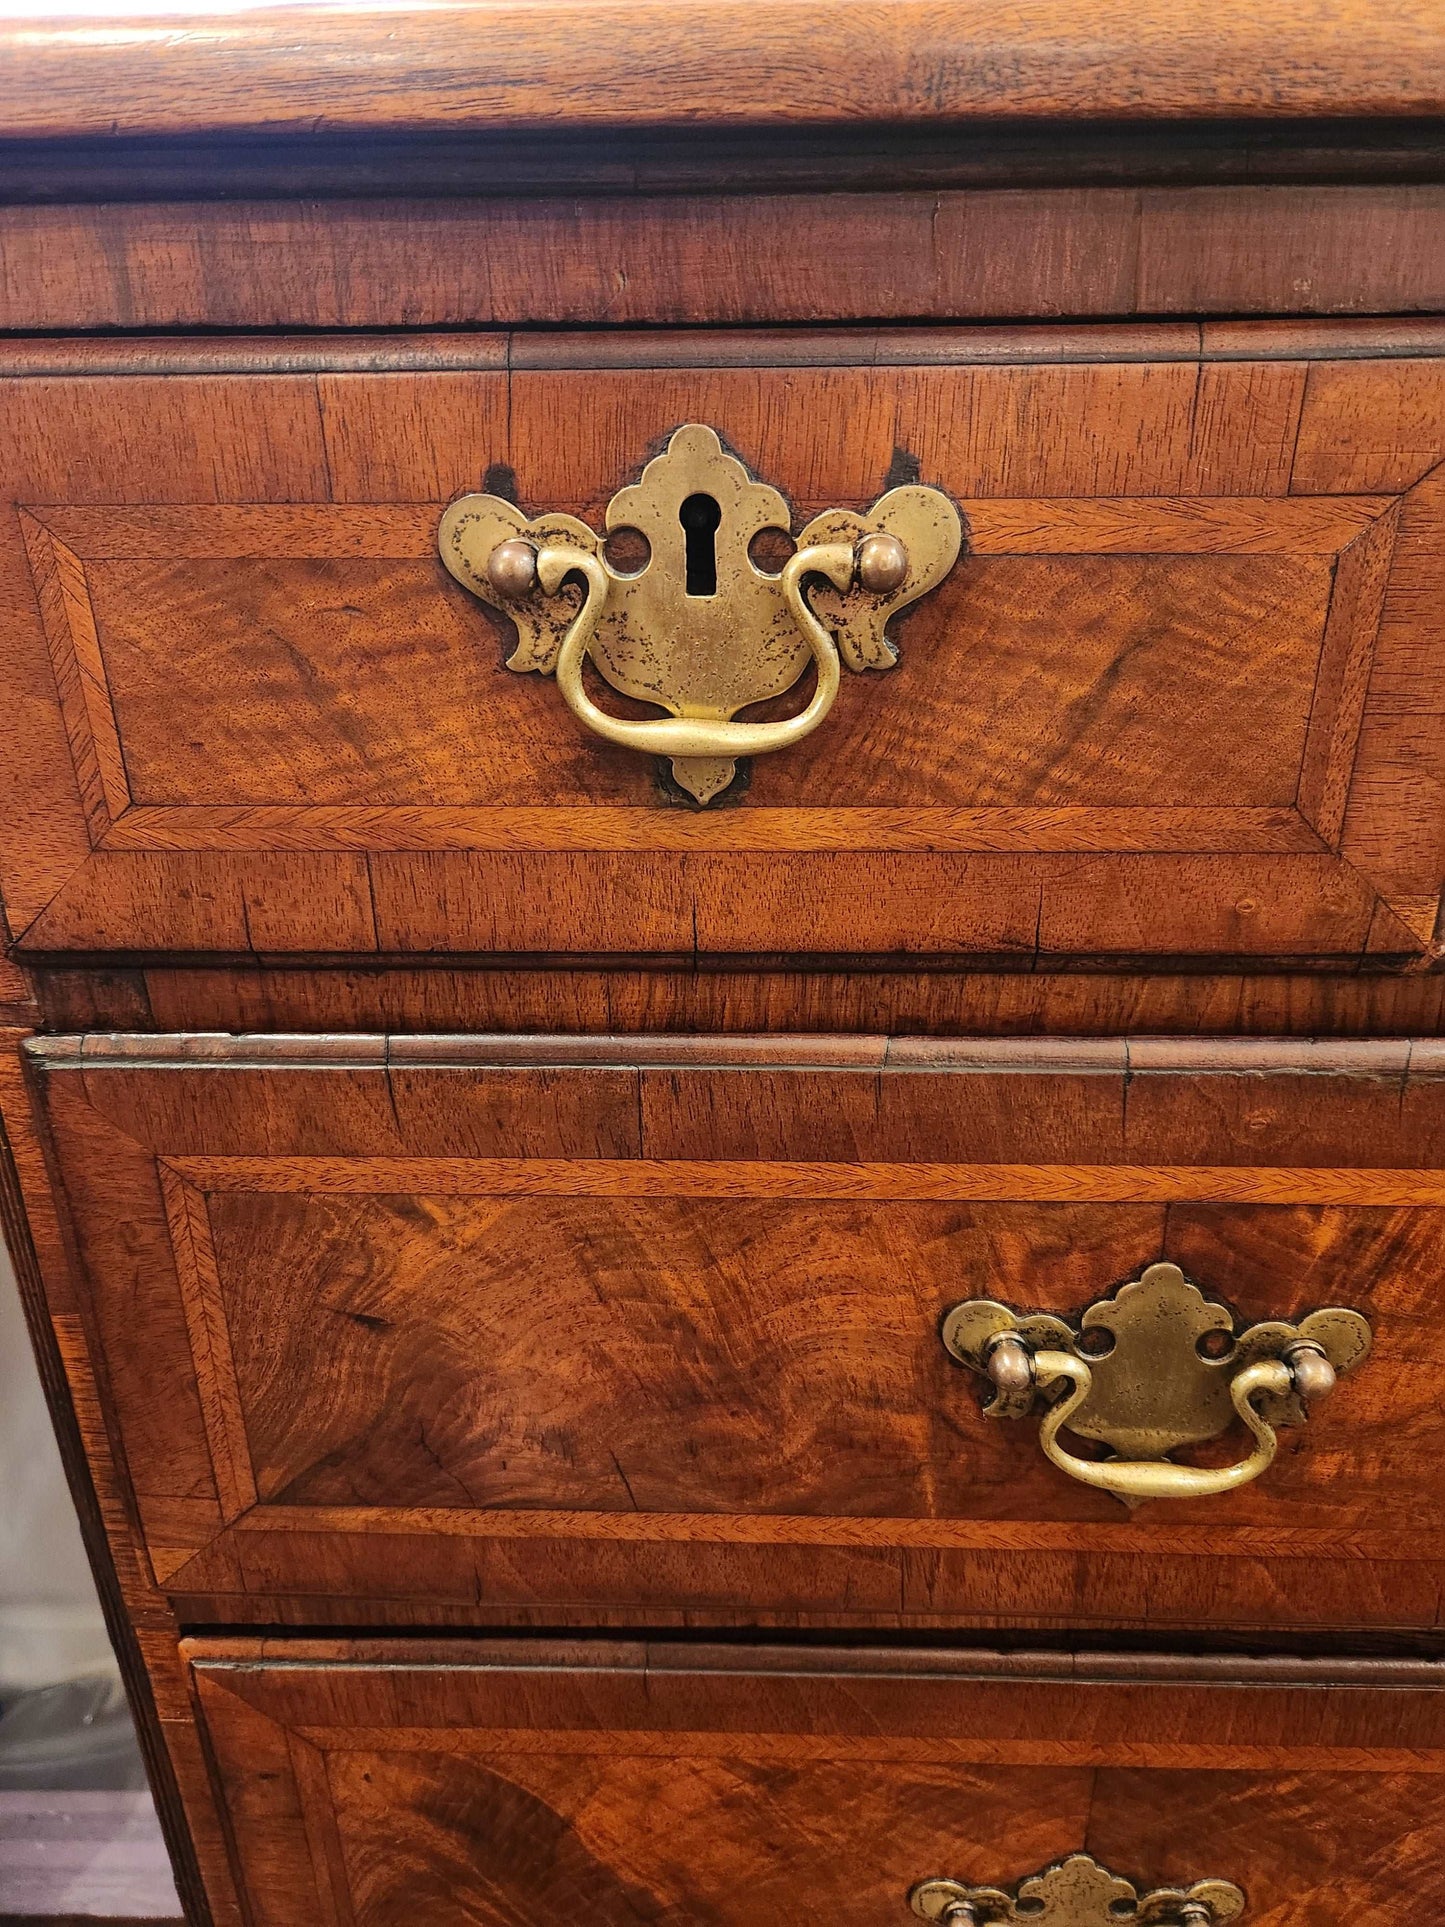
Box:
164;1156;1445;1205
301;1732;1445;1773
185;1643;1445;1686
27;1032;1445;1073
235;1502;1437;1562
5;319;1445;378
96;806;1328;859
3;2;1444;136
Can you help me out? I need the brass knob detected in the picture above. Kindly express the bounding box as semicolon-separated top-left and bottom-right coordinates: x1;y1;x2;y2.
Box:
487;537;538;600
984;1333;1034;1396
1286;1341;1337;1405
856;530;909;593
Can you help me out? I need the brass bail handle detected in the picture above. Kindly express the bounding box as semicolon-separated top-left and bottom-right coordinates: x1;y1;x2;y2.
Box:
437;425;964;803
988;1334;1330;1502
936;1904;1215;1927
910;1854;1247;1926
941;1261;1372;1506
483;529;908;761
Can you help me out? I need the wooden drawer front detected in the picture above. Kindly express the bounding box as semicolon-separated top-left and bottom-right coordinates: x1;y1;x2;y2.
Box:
186;1639;1445;1927
32;1033;1445;1635
5;327;1445;961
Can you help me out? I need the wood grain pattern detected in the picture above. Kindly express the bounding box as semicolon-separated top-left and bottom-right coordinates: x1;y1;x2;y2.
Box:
47;960;1445;1045
1;186;1443;333
20;515;133;840
5;344;1441;961
164;1156;1445;1205
184;1640;1445;1927
1295;500;1399;842
1339;461;1445;943
174;1188;1445;1527
9;53;1445;1927
4;2;1445;136
157;1164;256;1523
59;544;1329;809
27;1033;1445;1633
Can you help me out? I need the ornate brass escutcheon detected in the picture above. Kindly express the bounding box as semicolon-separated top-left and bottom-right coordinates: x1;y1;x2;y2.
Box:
941;1261;1372;1505
437;423;962;802
910;1853;1247;1926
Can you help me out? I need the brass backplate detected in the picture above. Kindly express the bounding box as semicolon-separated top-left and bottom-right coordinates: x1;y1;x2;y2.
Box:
438;422;961;801
941;1262;1372;1456
911;1853;1246;1925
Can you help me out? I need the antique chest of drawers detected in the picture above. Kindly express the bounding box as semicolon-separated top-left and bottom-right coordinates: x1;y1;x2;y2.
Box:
4;5;1445;1924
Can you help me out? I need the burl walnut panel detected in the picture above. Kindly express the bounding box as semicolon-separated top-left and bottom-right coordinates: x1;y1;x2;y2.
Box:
5;332;1445;959
28;1033;1445;1635
186;1639;1445;1927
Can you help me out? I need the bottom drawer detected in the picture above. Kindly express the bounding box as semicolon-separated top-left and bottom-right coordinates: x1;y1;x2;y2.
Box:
185;1639;1445;1925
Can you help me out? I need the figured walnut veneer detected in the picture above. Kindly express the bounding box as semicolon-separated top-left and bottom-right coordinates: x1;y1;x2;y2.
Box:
7;60;1445;1927
4;340;1444;959
184;1640;1445;1927
25;1033;1445;1636
8;71;1445;1927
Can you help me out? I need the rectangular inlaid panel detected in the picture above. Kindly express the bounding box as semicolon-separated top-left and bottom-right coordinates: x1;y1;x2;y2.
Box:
186;1639;1445;1927
28;1033;1445;1634
3;332;1444;957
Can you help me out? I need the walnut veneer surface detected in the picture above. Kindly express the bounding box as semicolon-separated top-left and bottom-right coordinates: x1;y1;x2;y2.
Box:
7;329;1445;962
4;8;1445;1926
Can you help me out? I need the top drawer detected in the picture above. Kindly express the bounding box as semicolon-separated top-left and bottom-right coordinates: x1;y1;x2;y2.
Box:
4;325;1444;962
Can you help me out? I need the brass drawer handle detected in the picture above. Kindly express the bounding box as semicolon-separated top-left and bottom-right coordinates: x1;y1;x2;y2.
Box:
438;422;961;803
942;1261;1371;1506
517;534;848;762
911;1852;1246;1925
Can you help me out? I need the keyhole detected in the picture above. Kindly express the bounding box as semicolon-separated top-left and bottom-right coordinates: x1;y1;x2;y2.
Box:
680;492;722;597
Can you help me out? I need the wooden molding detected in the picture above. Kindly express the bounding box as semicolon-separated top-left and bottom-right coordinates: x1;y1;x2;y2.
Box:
6;320;1445;380
26;1031;1445;1073
1;1;1444;139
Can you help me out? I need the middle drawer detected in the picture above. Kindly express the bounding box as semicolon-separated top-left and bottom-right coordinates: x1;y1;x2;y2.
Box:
27;1032;1445;1635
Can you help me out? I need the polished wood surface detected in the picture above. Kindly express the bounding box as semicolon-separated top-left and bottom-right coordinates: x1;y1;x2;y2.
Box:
6;329;1445;962
1;1;1443;140
5;317;1445;376
186;1639;1445;1927
38;960;1445;1044
3;188;1443;331
21;1032;1445;1634
2;40;1443;1927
